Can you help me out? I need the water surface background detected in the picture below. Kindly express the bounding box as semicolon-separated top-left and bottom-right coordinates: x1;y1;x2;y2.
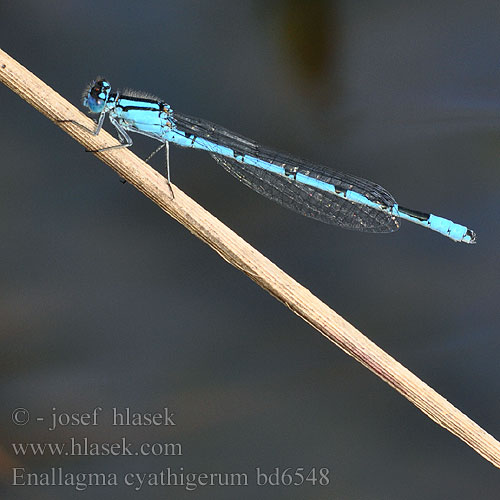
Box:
1;1;499;498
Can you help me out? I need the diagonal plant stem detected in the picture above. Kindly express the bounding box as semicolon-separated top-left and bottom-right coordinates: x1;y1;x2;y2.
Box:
1;47;499;468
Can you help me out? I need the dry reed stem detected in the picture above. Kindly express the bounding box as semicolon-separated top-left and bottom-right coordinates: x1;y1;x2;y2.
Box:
1;48;498;468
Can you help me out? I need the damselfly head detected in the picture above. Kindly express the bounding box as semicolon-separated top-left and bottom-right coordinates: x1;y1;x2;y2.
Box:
82;77;111;114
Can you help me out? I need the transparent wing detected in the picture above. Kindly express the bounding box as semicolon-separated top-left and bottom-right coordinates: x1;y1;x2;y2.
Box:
173;112;399;232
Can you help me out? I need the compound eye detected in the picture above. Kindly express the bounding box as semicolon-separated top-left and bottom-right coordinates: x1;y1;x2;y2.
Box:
91;84;102;98
92;80;109;98
83;78;111;113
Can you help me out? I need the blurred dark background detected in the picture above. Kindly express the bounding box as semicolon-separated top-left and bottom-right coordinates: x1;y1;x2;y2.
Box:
1;1;499;498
